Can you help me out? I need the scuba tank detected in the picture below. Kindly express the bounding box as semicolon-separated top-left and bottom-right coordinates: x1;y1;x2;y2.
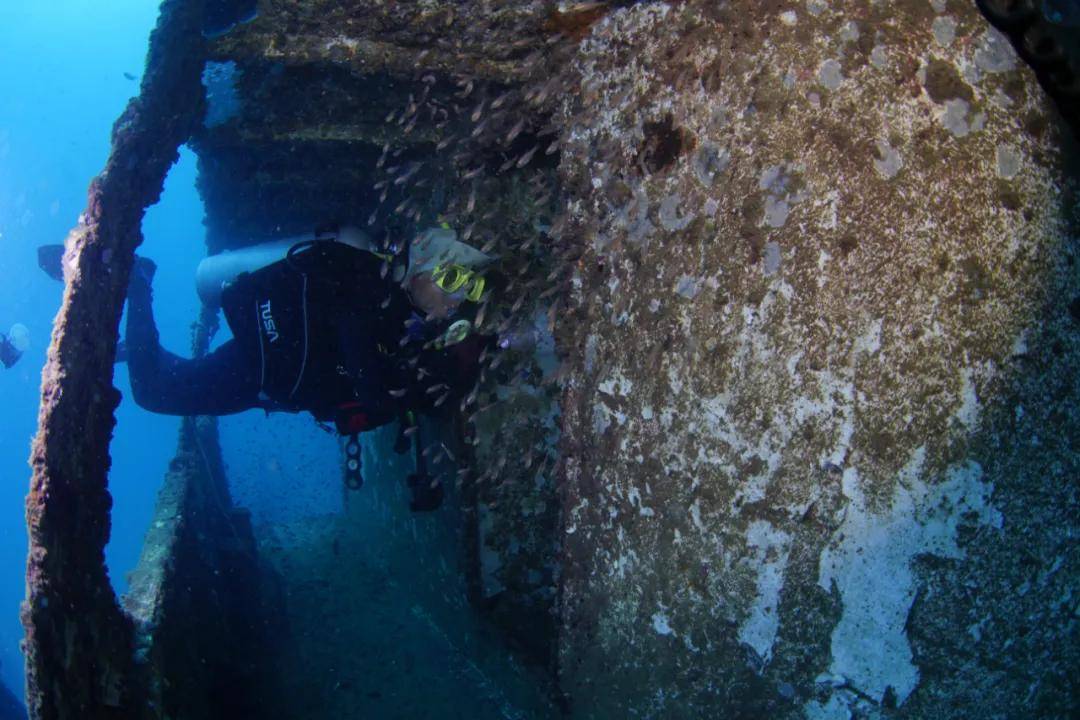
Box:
196;225;376;307
196;224;495;307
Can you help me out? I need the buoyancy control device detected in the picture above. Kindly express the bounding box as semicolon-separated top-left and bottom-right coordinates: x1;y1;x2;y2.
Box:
217;231;413;432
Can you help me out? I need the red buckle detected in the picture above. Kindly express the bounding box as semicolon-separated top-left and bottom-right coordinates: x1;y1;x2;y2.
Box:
336;403;370;435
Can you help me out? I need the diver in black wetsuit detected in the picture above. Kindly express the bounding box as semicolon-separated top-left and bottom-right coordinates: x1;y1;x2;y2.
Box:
42;226;491;510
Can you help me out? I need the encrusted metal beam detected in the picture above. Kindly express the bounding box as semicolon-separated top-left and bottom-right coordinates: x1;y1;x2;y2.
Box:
21;1;206;717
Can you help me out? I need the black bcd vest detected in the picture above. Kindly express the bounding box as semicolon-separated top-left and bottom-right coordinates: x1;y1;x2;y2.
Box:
220;241;413;432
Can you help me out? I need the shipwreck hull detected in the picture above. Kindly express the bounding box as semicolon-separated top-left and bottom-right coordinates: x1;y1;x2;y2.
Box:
553;2;1078;718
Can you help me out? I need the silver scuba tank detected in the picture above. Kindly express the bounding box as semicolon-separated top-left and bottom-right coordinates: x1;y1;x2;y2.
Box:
195;225;375;307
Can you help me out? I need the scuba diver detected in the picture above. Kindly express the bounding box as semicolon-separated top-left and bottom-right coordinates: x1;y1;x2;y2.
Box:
0;323;29;369
40;224;495;511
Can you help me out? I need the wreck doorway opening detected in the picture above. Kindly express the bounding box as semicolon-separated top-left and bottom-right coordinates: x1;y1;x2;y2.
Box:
107;146;206;598
110;4;574;717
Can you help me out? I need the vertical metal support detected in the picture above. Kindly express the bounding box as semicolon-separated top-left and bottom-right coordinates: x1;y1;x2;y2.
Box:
22;1;206;717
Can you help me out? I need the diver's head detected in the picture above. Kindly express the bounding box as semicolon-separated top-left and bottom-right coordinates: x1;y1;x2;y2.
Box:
408;272;464;320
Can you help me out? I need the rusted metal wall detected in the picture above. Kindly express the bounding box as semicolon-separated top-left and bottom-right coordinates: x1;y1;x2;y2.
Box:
553;2;1078;718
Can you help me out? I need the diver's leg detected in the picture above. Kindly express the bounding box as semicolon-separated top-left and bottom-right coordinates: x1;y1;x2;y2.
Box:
126;269;260;416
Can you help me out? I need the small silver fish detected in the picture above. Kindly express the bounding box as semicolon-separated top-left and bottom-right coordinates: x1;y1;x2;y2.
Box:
470;99;486;123
505;117;526;144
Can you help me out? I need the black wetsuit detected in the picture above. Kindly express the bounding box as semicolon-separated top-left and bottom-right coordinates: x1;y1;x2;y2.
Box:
127;240;475;433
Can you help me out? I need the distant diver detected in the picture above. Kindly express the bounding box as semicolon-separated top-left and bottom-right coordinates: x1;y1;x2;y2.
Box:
40;225;495;511
0;323;29;369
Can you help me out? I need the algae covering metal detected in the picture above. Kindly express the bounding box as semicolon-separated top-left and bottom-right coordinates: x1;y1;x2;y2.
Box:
553;1;1078;718
192;0;562;252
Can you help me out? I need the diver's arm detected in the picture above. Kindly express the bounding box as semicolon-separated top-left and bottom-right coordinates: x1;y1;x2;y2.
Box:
126;276;261;416
129;340;261;416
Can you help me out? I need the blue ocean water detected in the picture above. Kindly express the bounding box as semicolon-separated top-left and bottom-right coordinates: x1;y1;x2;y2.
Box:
0;1;204;699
